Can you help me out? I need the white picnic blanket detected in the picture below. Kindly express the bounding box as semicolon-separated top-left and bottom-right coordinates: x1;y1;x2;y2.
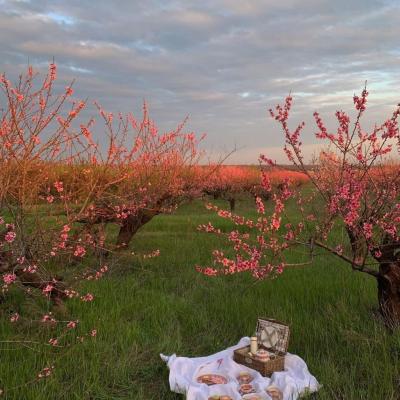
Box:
160;337;320;400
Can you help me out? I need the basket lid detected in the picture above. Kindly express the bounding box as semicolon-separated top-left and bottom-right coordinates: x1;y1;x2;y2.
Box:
256;318;290;353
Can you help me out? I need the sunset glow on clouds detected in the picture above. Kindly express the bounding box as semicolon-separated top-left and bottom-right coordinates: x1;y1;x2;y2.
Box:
1;0;399;163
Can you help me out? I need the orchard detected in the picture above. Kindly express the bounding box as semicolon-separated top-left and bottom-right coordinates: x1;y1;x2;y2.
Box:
1;65;399;399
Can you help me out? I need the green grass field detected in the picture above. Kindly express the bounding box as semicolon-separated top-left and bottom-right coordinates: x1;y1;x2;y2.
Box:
1;197;399;399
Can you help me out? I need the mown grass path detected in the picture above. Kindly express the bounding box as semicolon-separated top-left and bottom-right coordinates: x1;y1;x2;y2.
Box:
1;198;399;399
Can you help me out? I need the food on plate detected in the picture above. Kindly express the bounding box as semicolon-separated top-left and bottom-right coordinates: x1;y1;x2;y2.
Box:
266;385;283;400
237;372;253;384
239;383;256;395
197;374;228;385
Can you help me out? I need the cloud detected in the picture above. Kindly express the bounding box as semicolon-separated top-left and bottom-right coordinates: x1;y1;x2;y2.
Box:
0;0;399;164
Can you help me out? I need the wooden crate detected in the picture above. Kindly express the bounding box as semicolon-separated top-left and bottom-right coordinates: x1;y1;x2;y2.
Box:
233;318;290;377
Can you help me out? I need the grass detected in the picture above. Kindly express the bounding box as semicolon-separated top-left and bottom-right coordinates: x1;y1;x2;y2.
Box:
1;197;400;399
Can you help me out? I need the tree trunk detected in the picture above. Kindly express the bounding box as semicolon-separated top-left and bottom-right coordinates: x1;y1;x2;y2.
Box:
115;209;158;249
229;198;236;212
377;261;400;328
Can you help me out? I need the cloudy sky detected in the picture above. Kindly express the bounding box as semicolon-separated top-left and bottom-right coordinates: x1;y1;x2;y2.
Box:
1;0;399;163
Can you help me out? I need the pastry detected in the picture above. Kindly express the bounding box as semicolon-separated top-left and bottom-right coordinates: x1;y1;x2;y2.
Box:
239;383;256;395
266;385;283;400
237;372;253;384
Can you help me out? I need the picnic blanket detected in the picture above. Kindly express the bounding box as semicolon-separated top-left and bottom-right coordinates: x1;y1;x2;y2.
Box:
160;337;319;400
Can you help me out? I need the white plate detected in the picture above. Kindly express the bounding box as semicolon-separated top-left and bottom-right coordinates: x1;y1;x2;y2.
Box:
260;326;279;348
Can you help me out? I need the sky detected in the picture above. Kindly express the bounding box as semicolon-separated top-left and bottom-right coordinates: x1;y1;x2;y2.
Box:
0;0;399;163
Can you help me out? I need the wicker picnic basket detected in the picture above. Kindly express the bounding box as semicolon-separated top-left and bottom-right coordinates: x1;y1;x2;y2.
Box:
233;318;290;377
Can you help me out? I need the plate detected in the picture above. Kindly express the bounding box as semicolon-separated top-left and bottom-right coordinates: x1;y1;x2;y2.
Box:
242;395;263;400
196;374;228;385
260;326;279;348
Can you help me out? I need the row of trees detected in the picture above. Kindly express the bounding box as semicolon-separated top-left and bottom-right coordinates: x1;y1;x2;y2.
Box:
202;165;309;211
0;65;303;333
2;66;399;328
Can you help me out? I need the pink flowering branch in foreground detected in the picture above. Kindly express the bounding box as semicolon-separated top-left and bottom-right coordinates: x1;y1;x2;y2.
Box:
197;87;400;328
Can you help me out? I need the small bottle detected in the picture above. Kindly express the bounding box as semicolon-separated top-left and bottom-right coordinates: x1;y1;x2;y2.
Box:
250;336;258;355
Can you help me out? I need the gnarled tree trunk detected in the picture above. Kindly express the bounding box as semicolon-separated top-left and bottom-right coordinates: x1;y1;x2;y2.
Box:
375;235;400;328
377;261;400;328
115;208;159;249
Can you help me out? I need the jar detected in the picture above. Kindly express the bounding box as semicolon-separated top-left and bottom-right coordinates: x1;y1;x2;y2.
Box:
250;336;258;355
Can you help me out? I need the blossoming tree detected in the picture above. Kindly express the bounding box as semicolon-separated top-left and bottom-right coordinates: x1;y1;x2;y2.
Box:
73;103;205;250
202;166;260;211
198;88;400;328
0;63;204;391
0;64;106;389
201;165;308;212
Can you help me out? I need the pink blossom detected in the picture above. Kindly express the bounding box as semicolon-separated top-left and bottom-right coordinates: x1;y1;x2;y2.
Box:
22;264;37;274
143;249;160;259
363;223;373;239
3;273;16;285
100;265;108;273
65;289;79;298
42;284;53;295
10;312;19;322
49;63;57;80
65;86;74;96
255;197;265;214
335;245;343;255
38;366;54;379
271;217;281;231
41;314;56;324
74;245;86;257
54;181;63;193
259;154;276;166
60;233;68;241
196;266;218;276
62;224;71;232
4;231;16;243
374;249;382;259
353;89;368;112
81;293;94;302
67;320;78;329
276;264;284;274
